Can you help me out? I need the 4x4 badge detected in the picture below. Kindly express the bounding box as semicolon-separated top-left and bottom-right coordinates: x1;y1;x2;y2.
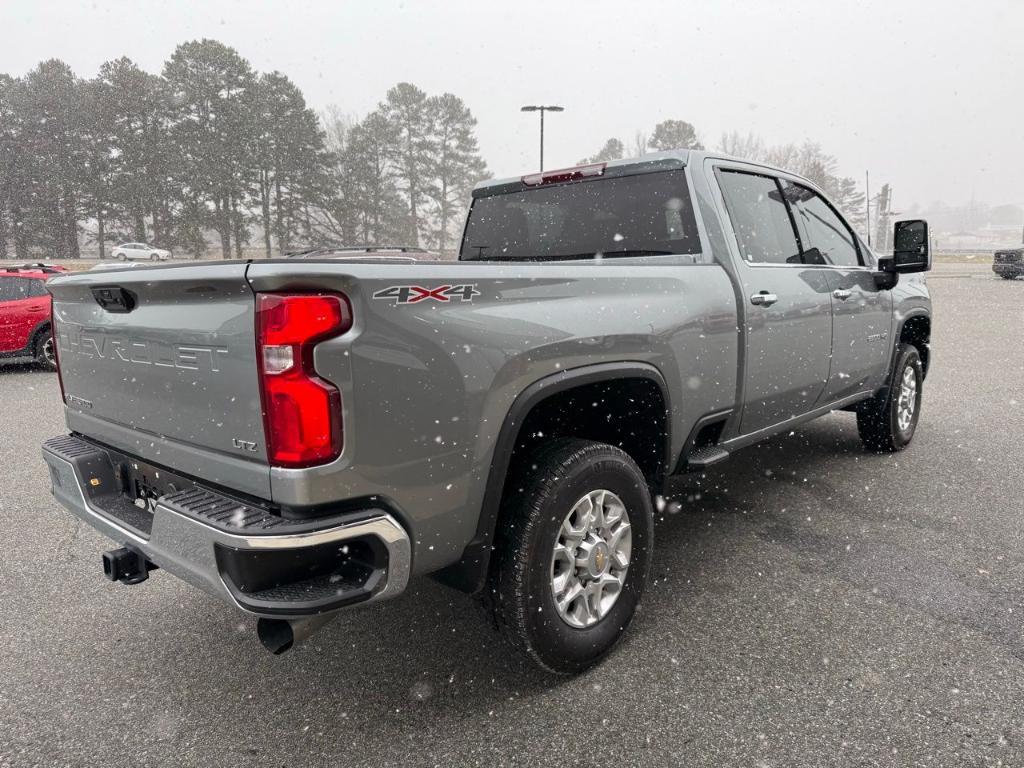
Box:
372;284;479;305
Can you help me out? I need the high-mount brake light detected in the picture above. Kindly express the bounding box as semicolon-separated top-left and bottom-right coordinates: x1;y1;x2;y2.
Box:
521;162;606;186
256;293;352;468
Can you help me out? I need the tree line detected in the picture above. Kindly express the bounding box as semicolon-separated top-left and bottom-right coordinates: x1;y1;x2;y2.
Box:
0;39;488;259
2;40;873;260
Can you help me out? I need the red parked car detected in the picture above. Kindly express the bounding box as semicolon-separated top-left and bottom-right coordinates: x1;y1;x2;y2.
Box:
0;266;62;370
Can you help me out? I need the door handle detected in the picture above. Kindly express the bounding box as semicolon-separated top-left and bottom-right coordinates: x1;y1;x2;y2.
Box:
750;291;778;307
832;289;852;300
26;306;45;313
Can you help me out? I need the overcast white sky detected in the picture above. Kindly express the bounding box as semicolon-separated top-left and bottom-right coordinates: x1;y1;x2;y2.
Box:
3;0;1022;209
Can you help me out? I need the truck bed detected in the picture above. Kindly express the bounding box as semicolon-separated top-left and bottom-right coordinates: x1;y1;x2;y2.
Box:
48;256;739;574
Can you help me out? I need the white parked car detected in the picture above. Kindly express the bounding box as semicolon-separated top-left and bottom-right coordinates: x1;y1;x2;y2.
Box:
110;243;171;261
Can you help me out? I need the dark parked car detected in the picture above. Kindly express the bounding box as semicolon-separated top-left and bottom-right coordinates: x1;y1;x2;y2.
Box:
993;248;1023;279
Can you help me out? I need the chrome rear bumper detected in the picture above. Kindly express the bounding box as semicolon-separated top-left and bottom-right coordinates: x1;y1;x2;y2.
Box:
42;435;411;618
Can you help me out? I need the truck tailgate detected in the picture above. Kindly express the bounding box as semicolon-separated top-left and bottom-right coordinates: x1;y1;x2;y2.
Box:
49;264;268;467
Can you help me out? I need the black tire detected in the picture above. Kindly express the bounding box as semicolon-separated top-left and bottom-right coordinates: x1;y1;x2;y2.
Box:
485;438;654;675
34;330;57;371
857;343;923;452
150;252;160;261
117;252;126;261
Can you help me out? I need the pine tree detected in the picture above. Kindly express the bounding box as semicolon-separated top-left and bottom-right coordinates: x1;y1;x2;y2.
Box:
97;57;172;244
380;83;433;246
425;93;488;253
163;40;259;258
254;72;330;255
78;78;116;259
0;74;17;257
9;60;86;258
342;112;405;244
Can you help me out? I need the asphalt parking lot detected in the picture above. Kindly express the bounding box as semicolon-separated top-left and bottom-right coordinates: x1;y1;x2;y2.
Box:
1;268;1022;767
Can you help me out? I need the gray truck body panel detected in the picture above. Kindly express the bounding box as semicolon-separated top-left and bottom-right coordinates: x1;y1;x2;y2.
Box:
44;149;930;602
52;264;273;498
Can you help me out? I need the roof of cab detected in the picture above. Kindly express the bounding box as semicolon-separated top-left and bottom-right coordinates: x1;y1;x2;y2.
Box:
472;148;819;197
473;149;695;195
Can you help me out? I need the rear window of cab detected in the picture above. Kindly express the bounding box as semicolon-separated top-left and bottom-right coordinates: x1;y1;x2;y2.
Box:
460;169;700;261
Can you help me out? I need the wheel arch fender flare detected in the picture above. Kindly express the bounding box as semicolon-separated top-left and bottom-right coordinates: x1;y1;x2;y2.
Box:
890;310;931;379
434;361;671;594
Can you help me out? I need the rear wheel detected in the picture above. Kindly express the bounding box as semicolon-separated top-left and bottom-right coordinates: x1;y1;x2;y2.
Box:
34;330;56;371
857;343;923;452
485;438;654;674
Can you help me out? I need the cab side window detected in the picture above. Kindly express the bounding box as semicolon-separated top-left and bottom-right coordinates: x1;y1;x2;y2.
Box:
786;183;862;267
716;170;801;266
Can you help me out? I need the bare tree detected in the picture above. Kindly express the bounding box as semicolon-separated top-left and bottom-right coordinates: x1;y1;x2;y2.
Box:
631;131;648;158
717;131;766;161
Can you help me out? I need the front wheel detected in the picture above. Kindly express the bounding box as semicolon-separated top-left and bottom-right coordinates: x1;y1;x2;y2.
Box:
150;252;160;261
117;252;126;261
857;343;923;452
485;438;654;674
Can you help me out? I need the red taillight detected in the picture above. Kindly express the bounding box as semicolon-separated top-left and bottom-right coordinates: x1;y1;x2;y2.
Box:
256;293;352;468
522;162;606;186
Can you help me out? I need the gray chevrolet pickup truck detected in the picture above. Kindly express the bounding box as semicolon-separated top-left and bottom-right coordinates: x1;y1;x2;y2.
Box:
42;151;932;674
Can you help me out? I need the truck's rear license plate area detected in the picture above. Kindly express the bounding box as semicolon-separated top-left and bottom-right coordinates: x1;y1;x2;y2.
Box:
116;456;188;514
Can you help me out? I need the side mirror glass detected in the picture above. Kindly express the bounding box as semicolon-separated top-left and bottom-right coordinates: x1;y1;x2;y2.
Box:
892;219;931;273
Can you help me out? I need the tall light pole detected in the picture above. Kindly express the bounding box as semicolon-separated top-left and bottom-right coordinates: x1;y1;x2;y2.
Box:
865;170;871;246
521;105;564;172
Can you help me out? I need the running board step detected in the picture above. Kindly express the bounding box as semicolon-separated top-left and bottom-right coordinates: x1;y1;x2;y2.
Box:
686;445;730;470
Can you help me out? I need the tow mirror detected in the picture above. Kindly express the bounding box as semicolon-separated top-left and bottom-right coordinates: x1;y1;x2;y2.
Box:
891;220;931;273
874;219;930;289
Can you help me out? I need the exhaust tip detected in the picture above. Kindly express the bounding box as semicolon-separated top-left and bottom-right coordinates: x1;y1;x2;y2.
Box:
256;618;295;655
256;613;337;655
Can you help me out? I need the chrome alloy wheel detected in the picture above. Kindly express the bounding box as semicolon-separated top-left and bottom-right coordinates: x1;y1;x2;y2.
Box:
896;364;917;432
550;489;632;628
42;336;56;367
